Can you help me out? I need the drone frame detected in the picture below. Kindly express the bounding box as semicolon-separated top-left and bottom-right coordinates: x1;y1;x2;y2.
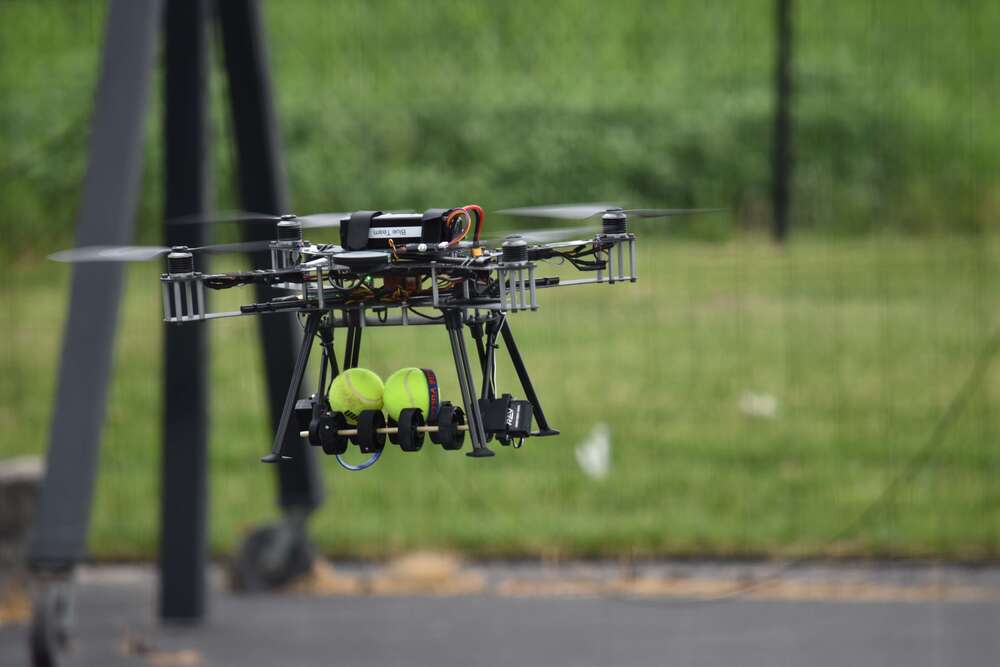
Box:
157;219;638;461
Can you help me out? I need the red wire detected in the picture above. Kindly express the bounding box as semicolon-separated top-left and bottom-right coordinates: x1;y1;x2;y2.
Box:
445;209;470;246
443;205;485;247
462;204;484;243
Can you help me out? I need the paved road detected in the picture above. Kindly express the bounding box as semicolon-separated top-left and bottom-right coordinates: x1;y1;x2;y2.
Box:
2;567;999;667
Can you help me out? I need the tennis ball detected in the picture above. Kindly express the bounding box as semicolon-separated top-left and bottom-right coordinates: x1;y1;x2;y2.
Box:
383;367;440;422
329;368;384;424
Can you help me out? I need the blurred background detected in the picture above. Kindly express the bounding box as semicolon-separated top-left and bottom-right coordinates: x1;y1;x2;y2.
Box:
1;0;997;565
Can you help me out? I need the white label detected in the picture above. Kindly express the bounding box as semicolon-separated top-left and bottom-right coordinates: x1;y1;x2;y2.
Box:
369;226;422;239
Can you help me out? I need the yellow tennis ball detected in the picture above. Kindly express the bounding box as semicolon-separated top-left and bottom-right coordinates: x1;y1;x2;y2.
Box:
383;367;440;422
329;368;384;424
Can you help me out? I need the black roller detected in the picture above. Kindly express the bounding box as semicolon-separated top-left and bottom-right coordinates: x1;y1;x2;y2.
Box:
398;408;425;452
318;412;349;456
386;417;402;446
432;404;466;451
355;410;386;454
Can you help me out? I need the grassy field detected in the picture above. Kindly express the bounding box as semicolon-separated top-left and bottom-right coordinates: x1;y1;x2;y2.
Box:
1;1;998;560
2;234;998;560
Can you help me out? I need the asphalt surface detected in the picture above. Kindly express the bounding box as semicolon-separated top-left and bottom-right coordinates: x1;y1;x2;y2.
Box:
2;565;999;667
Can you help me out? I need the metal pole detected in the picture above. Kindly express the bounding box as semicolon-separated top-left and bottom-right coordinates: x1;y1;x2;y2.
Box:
28;0;163;572
772;0;794;242
216;0;323;508
160;0;211;622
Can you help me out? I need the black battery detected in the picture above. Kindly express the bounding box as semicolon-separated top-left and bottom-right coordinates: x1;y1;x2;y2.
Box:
339;209;455;250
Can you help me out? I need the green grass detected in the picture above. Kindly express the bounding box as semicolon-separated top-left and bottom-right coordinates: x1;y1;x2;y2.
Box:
2;234;998;559
1;1;999;560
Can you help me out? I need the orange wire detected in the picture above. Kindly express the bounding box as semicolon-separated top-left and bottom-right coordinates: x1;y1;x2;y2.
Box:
462;204;485;243
446;209;471;246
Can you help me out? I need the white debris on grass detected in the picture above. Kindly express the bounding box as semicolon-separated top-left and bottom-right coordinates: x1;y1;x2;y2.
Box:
575;423;611;480
739;391;779;419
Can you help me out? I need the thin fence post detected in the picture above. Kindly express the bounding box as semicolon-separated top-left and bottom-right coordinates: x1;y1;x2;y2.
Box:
772;0;794;242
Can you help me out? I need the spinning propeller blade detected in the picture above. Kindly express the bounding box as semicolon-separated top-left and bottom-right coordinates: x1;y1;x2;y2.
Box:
48;246;173;262
483;225;599;246
296;211;418;228
495;203;618;220
624;207;723;218
48;239;274;263
167;210;350;228
167;210;281;225
496;203;722;220
298;212;350;228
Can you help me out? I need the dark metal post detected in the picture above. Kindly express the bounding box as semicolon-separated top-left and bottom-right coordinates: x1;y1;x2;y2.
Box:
27;0;163;571
343;312;363;369
216;0;323;508
160;0;210;622
470;321;495;401
772;0;794;242
261;313;321;463
445;311;493;457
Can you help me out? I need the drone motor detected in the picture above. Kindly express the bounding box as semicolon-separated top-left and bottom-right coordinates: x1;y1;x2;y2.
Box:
166;247;195;274
500;236;529;264
601;210;628;235
275;216;303;241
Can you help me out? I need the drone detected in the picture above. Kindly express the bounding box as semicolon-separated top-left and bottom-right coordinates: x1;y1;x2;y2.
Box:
51;203;717;468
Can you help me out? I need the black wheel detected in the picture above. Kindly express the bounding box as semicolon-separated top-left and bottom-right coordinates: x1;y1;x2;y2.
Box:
434;405;466;451
398;408;425;452
30;584;72;667
355;410;386;454
318;411;349;455
386;417;402;445
230;517;315;593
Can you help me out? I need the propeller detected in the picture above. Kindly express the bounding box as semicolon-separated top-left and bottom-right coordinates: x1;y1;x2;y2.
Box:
495;203;722;220
167;210;350;229
481;225;599;247
48;239;274;263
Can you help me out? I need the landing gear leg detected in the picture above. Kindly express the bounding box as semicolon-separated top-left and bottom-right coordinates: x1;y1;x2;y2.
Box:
498;318;559;436
445;311;493;457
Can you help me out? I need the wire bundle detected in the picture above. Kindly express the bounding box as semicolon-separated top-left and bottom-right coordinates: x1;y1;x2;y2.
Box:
445;204;485;246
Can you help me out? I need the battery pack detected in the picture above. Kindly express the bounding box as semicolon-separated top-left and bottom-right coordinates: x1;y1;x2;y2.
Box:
339;209;455;250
